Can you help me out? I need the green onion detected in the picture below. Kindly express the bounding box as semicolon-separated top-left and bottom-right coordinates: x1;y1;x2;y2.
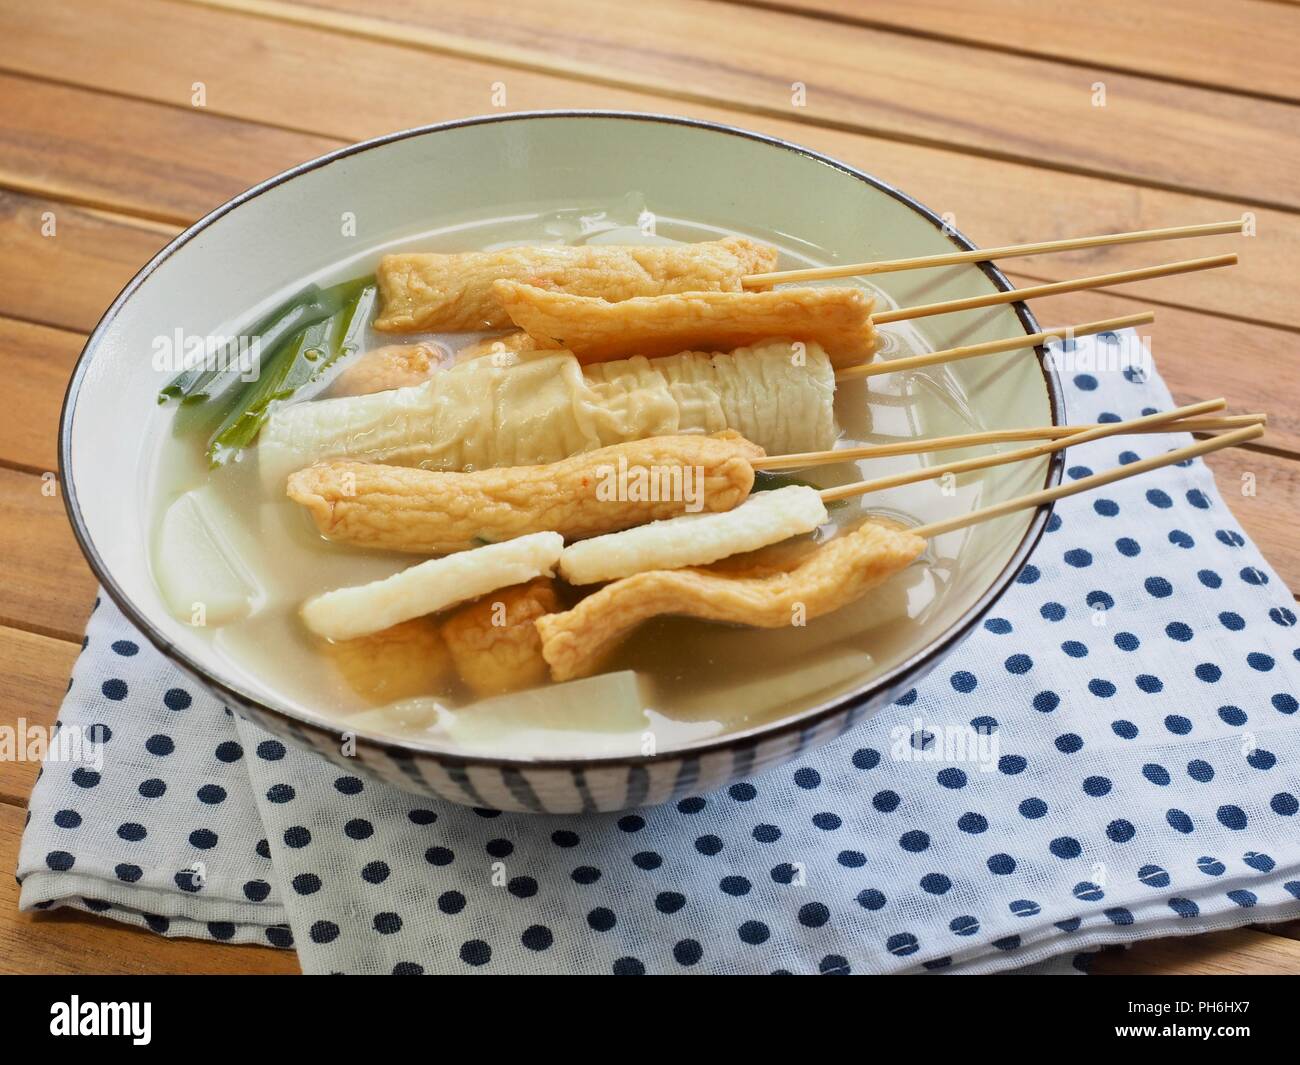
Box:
159;283;326;404
203;278;375;465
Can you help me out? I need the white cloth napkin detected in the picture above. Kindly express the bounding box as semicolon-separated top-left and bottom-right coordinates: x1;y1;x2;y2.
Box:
18;332;1300;973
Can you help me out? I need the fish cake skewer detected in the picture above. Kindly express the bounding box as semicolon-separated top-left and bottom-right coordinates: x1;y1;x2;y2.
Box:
300;532;563;641
537;520;925;681
374;236;777;332
287;433;764;554
493;282;878;368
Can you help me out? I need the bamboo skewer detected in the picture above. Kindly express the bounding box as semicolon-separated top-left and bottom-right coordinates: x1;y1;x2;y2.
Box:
817;399;1228;504
744;219;1245;287
913;424;1263;539
871;253;1236;325
757;413;1264;472
835;312;1153;382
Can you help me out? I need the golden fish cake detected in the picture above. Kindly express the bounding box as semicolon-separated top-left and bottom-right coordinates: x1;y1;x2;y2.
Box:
493;282;878;368
374;236;777;332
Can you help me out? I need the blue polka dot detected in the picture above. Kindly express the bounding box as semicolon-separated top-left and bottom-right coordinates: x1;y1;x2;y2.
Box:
1144;576;1173;598
852;748;881;770
1168;897;1199;918
899;830;929;853
1049;837;1082;859
919;874;951;895
987;853;1016;875
1040;602;1066;622
936;767;967;789
1064;549;1092;568
950;671;977;693
1216;805;1248;830
1112;719;1139;739
958;812;987;834
984;617;1013;634
1106;820;1136;843
1164;715;1192;735
1088;679;1116;698
1055;734;1083;754
1005;654;1033;674
1145;489;1172;509
1219;705;1248;726
1115;631;1140;651
1082;776;1111;797
1143;763;1171;786
1166;809;1194;834
1019;798;1047;819
1033;690;1060;713
1187;759;1214;783
1116;537;1141;556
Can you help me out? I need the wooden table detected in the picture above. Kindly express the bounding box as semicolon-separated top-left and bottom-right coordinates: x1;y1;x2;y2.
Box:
2;0;1298;976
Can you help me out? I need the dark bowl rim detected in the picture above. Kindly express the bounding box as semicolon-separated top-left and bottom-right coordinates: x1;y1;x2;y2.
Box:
59;108;1064;771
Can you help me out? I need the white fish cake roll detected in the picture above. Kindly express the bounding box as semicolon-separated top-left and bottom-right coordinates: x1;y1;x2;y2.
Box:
301;531;564;641
558;485;828;585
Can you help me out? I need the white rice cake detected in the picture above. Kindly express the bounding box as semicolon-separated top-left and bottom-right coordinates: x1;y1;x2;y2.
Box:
301;531;563;641
558;485;827;586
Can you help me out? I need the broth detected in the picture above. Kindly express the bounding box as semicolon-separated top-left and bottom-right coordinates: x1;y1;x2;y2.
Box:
149;201;987;757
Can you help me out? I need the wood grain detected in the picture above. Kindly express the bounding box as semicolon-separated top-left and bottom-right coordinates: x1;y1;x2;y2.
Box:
0;316;83;472
0;189;173;333
1091;926;1300;975
2;0;1299;331
0;70;337;225
0;466;96;641
0;803;299;974
0;0;1296;977
743;0;1300;102
198;0;1300;210
1005;280;1300;458
0;625;79;805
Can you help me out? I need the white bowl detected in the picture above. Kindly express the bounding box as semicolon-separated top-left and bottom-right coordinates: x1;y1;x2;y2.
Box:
61;112;1062;812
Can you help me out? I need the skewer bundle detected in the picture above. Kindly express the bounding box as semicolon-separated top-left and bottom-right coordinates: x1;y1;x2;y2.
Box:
267;216;1261;693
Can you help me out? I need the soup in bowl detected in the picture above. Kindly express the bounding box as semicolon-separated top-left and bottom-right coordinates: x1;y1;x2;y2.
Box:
61;113;1060;812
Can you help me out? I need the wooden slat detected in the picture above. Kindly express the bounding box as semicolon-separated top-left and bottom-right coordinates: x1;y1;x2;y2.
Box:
1;0;1298;331
1204;446;1300;591
1005;279;1300;457
1091;926;1300;975
0;71;337;225
1;316;83;472
0;802;299;974
0;467;96;641
0;625;78;805
225;0;1300;210
744;0;1300;103
0;189;172;333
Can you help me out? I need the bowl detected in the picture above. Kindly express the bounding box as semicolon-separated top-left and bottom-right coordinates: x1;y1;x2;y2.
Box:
60;112;1062;812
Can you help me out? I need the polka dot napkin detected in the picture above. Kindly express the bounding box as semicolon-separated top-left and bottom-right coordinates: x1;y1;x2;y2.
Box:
18;332;1300;974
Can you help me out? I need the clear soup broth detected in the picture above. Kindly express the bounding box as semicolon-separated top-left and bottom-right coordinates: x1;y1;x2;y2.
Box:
150;201;989;758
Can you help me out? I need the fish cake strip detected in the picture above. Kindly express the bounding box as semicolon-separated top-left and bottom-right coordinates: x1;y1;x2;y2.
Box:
441;578;560;697
537;521;925;681
259;342;836;490
286;433;764;554
374;236;777;332
493;283;878;368
323;617;453;702
329;342;450;397
301;532;563;641
558;484;828;585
